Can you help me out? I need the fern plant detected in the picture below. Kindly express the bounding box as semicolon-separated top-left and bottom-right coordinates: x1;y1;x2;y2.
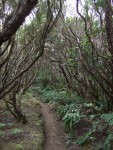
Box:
76;113;113;148
63;112;82;131
102;133;113;150
15;144;24;149
11;128;23;135
76;120;100;146
76;131;93;145
0;123;5;129
101;113;113;125
0;130;5;137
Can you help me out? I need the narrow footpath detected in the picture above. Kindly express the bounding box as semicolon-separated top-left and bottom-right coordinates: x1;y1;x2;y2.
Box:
40;102;79;150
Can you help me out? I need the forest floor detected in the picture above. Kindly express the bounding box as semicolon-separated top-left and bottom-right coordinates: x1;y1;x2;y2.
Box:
0;94;96;150
0;94;44;150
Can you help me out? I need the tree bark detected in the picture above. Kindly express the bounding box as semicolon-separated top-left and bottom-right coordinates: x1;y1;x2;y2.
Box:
0;0;38;46
105;0;113;56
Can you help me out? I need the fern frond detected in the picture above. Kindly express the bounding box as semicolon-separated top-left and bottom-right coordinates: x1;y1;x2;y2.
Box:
101;113;113;125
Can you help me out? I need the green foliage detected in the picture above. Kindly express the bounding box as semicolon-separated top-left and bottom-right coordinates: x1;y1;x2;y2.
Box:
96;0;106;7
75;120;100;146
57;105;113;147
57;105;70;118
101;113;113;125
57;104;82;118
66;139;72;147
2;111;9;115
76;131;93;145
35;72;113;149
23;92;32;99
39;88;84;104
7;123;13;126
42;90;61;103
63;112;83;131
15;144;24;149
0;123;6;129
0;130;5;137
57;103;85;140
96;133;113;150
102;134;113;150
76;113;113;148
11;128;23;135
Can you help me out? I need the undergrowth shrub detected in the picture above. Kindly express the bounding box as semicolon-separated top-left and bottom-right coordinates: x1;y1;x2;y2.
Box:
11;128;23;135
0;123;5;129
0;130;5;137
101;113;113;125
57;102;113;149
76;113;113;150
32;81;113;149
39;89;84;105
57;104;85;143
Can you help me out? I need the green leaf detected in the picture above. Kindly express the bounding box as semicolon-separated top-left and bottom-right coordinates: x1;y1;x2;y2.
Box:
11;128;23;135
0;130;5;137
76;131;93;145
96;0;106;7
101;113;113;125
0;123;6;128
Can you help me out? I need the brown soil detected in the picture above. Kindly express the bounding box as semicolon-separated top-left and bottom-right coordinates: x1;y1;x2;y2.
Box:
40;102;80;150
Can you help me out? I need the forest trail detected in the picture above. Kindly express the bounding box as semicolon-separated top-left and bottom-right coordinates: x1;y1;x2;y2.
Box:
40;102;79;150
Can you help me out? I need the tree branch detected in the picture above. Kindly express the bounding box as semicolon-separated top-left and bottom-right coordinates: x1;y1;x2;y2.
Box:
0;0;38;46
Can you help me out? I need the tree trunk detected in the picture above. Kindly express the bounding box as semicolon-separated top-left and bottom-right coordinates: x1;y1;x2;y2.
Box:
0;0;38;46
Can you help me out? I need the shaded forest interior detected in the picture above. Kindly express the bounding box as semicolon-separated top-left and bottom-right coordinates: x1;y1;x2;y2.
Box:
1;0;113;150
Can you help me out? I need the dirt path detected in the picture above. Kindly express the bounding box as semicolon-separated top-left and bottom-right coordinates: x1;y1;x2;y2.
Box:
40;102;79;150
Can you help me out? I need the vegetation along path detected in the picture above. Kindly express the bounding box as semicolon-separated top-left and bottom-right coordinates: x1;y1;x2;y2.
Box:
40;102;79;150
